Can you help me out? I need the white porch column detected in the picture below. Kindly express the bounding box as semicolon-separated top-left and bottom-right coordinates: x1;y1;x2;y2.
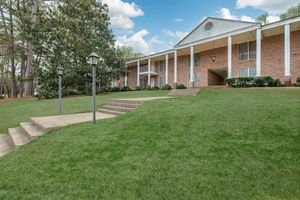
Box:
190;46;194;84
125;75;128;87
165;53;169;85
174;50;177;84
137;61;140;86
227;36;232;78
148;58;151;86
256;28;261;76
284;24;291;76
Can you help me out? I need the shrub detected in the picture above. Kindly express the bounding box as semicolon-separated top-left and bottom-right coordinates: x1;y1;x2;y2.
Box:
176;84;187;89
225;78;236;87
254;77;265;87
145;85;152;90
152;86;160;90
162;84;172;90
297;77;300;87
226;76;280;88
135;86;142;91
120;86;130;92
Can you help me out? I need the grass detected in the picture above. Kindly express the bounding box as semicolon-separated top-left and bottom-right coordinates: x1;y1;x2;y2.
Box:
0;90;168;133
0;88;299;199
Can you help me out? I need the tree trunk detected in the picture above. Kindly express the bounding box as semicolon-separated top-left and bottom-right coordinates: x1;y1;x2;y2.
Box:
9;0;17;98
19;53;26;97
24;0;37;96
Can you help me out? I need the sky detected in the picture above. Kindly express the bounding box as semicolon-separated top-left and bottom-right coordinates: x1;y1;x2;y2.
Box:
101;0;300;55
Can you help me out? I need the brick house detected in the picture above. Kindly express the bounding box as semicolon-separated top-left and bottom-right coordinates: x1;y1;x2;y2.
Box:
121;17;300;89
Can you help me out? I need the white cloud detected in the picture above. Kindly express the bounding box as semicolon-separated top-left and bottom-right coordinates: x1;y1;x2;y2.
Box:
115;29;153;54
149;36;163;46
218;8;255;22
162;29;189;40
236;0;299;15
102;0;144;31
175;18;184;23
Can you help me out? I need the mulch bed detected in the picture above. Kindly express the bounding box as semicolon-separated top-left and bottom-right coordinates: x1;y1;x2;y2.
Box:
0;96;33;103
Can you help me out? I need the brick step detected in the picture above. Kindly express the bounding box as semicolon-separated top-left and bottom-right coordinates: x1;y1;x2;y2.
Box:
168;89;200;97
112;99;143;105
107;102;139;108
20;122;46;138
98;109;126;116
9;127;31;147
0;134;15;157
102;105;135;112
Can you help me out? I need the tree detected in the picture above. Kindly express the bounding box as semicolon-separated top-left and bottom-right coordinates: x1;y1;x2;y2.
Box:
280;4;300;20
118;46;143;60
256;13;268;25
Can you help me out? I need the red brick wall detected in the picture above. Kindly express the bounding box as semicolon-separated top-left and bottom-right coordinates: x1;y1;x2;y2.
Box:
128;65;137;89
127;30;300;88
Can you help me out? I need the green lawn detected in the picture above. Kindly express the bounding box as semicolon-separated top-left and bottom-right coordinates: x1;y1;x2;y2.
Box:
0;90;169;133
0;88;299;199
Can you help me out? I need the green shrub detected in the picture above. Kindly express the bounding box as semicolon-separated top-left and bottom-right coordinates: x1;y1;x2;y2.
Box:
254;77;265;87
226;76;280;88
135;86;142;91
176;84;187;89
297;77;300;87
120;86;130;92
225;78;236;87
152;86;160;90
145;85;152;90
162;84;172;90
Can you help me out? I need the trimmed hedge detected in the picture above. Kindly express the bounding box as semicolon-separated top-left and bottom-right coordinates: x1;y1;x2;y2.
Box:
161;84;172;90
297;77;300;87
176;84;187;89
225;76;281;88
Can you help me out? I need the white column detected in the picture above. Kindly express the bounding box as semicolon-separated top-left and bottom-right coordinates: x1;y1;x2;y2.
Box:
137;61;140;86
190;46;194;83
174;50;177;83
148;58;151;86
284;24;291;76
228;36;232;78
125;75;128;87
256;28;261;76
165;53;169;85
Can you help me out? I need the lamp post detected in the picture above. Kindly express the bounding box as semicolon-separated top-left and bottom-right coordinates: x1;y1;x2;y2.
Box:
88;52;101;124
57;66;64;113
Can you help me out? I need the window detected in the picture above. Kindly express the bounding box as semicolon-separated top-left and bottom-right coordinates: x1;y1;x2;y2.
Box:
238;67;256;77
158;60;165;72
160;77;165;87
186;73;201;87
239;41;256;60
188;53;201;68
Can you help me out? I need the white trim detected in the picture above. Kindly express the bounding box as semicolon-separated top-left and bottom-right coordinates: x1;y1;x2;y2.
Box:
137;61;140;86
165;53;169;84
174;50;177;83
190;46;194;82
284;24;291;76
148;59;151;85
228;36;232;78
262;16;300;31
256;28;261;76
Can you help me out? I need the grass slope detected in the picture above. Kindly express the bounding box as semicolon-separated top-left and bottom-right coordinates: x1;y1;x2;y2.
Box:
0;88;299;199
0;90;168;133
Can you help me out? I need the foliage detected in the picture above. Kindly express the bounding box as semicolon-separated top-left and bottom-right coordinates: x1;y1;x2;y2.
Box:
280;4;300;20
225;77;281;88
256;13;269;24
161;84;172;90
118;46;144;60
297;77;300;86
176;84;187;89
135;86;142;91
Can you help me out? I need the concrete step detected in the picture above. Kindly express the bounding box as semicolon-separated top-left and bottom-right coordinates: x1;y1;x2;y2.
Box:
102;105;135;112
107;102;139;108
20;122;46;138
9;127;31;147
112;99;143;105
0;134;15;157
98;108;126;116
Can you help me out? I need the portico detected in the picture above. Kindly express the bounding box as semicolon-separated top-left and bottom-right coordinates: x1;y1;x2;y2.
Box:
125;17;300;89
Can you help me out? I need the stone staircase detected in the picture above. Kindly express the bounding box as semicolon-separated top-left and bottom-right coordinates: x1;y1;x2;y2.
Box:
168;88;201;97
98;99;144;116
0;98;146;157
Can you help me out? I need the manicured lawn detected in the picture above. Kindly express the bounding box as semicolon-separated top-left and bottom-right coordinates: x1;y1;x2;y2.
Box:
0;90;169;133
0;88;299;199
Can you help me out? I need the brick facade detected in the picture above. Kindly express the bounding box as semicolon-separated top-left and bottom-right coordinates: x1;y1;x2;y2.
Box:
126;30;300;88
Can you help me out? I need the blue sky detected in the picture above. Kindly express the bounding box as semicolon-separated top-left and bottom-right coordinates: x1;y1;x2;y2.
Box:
102;0;299;54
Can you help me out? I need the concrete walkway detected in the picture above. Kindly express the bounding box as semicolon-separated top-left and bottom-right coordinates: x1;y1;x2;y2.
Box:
0;96;172;157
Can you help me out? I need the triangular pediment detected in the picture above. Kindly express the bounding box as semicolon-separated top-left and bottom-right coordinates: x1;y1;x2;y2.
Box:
176;17;258;47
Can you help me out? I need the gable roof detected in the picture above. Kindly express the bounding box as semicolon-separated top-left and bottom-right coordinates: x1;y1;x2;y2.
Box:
175;17;259;47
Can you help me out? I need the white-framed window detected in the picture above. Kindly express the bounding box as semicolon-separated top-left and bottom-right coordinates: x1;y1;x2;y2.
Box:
140;65;148;73
238;67;256;77
160;77;165;87
239;41;256;60
158;60;166;72
188;53;201;68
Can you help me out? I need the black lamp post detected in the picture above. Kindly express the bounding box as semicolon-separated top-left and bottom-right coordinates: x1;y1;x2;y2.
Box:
88;52;101;124
57;66;64;113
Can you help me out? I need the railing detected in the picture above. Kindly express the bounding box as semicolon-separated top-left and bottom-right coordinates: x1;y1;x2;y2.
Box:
139;66;158;73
